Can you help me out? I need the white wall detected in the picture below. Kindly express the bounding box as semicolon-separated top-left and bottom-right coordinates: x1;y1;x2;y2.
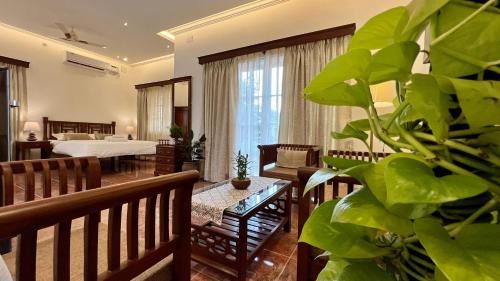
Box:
0;23;174;136
131;56;174;85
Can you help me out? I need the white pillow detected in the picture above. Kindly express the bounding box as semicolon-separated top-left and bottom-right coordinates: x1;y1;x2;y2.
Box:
88;134;96;140
52;133;66;140
0;255;13;281
276;148;308;169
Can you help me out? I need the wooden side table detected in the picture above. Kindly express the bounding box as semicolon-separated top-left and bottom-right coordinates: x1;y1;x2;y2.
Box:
15;140;51;160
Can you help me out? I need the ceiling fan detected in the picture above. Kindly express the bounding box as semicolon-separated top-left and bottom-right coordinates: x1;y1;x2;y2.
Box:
55;22;107;48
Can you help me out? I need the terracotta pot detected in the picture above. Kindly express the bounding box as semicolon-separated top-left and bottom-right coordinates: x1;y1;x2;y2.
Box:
231;178;251;190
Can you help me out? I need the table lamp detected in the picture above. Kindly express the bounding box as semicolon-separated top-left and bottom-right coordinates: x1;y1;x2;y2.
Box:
369;82;396;151
23;122;41;141
370;81;395;109
126;126;134;140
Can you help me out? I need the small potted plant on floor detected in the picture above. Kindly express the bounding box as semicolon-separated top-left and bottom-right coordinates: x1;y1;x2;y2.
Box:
231;150;251;190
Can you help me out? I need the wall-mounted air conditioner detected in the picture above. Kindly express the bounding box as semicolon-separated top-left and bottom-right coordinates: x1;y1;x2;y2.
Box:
65;52;120;75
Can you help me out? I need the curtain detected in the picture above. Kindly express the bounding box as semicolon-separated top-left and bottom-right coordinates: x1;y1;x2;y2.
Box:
235;49;284;175
203;58;238;182
136;85;172;141
136;88;148;140
0;63;28;159
278;36;353;153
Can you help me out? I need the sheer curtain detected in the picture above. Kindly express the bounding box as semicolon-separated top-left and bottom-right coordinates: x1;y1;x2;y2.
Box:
278;36;353;152
235;49;284;175
136;89;148;140
136;85;172;141
204;59;238;182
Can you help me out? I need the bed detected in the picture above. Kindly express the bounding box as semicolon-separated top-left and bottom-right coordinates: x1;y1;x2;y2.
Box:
43;117;157;158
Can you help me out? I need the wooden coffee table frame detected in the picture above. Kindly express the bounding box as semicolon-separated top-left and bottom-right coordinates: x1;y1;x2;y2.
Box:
191;180;292;281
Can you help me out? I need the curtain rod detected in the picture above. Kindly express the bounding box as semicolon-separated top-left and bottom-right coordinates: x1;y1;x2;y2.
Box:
0;55;30;68
135;76;192;90
198;23;355;65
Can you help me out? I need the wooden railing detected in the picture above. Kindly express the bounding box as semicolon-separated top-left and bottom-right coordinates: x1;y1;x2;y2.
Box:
0;170;198;281
0;157;101;206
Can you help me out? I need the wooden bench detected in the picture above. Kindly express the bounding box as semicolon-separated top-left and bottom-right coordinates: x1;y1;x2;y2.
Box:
0;157;101;254
0;157;198;280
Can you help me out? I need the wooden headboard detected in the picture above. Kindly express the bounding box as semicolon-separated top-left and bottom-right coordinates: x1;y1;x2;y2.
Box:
43;117;116;140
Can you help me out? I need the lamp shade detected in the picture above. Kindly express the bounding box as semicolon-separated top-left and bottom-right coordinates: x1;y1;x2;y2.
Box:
23;122;41;132
370;81;395;108
126;126;135;133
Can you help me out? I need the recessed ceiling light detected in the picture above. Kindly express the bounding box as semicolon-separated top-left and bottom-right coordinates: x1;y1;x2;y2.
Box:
102;46;107;49
123;22;128;26
123;57;128;62
167;45;170;49
116;56;120;59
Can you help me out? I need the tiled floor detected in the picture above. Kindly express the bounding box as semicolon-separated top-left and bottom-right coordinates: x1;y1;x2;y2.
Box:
6;159;299;281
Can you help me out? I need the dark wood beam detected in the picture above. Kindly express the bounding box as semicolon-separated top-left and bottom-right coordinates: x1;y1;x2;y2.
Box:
198;23;356;65
0;56;30;68
134;76;192;90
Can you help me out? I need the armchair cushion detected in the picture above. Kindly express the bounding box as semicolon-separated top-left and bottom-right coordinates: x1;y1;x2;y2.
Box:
262;166;298;182
276;148;308;169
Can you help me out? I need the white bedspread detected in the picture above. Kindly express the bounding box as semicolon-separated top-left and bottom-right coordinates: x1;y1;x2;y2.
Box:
51;140;157;158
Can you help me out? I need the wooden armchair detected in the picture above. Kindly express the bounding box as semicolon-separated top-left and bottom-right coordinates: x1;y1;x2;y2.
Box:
324;150;391;200
297;167;362;281
0;157;101;254
257;144;320;183
297;150;391;281
0;170;198;281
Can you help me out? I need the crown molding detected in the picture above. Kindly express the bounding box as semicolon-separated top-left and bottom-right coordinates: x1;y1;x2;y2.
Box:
131;54;174;66
158;0;289;39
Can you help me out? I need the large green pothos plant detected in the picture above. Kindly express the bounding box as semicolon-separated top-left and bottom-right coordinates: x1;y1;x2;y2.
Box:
299;0;500;280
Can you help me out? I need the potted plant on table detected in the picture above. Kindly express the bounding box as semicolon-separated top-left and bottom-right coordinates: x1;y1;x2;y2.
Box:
300;0;500;280
231;150;251;190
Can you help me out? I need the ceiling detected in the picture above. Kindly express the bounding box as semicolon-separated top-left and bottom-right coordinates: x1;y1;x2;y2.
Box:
0;0;254;63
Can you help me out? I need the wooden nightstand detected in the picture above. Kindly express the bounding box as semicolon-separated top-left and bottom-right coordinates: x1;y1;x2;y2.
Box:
15;140;51;160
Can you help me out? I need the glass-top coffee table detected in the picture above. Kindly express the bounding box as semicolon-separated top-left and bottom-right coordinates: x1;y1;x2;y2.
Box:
190;178;292;281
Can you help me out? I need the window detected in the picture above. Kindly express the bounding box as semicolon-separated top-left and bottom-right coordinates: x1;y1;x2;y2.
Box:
146;85;172;140
235;49;284;175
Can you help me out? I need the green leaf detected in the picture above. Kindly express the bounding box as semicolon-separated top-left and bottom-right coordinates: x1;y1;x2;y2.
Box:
349;7;409;50
364;154;437;219
403;0;450;34
305;49;371;93
304;168;338;195
317;259;350;281
348;118;371;132
305;81;371;109
332;188;414;236
385;158;489;205
477;131;500;156
332;124;369;142
406;74;454;141
323;156;372;182
299;200;392;258
415;219;500;281
431;2;500;77
323;156;369;170
450;79;500;128
337;262;397;281
369;42;420;84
